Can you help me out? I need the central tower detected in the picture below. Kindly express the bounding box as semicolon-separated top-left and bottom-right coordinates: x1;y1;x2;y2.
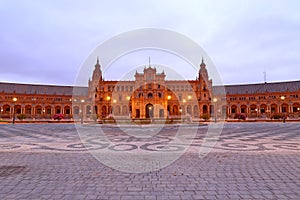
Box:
132;66;166;118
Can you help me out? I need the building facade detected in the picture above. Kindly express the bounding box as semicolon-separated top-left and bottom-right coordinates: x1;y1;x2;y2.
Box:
0;58;299;121
86;58;213;119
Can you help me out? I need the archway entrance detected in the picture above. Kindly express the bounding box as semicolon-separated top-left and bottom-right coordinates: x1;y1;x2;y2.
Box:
159;109;164;118
146;103;153;118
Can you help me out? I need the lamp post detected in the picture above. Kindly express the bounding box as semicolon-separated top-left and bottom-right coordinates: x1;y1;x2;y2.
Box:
167;95;171;117
80;99;85;124
213;97;218;123
0;108;3;119
280;96;286;122
12;97;17;124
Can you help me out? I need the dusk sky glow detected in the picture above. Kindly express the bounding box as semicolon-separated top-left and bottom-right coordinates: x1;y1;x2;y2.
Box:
0;0;299;86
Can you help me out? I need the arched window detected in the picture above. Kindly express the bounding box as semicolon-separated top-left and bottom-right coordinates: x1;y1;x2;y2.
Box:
25;105;32;115
64;106;71;115
231;105;237;114
73;106;79;115
148;93;153;98
86;105;92;114
55;106;61;114
114;105;121;115
36;105;42;115
3;105;10;114
102;106;107;116
45;106;51;115
187;105;192;115
194;105;198;117
203;105;208;114
122;105;128;115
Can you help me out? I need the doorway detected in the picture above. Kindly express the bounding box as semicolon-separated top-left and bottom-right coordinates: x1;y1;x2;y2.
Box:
146;104;153;118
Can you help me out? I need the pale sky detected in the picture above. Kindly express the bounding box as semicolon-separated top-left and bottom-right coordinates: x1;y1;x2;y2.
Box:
0;0;299;86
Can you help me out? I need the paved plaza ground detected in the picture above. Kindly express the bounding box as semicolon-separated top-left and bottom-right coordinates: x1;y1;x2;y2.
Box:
0;122;299;199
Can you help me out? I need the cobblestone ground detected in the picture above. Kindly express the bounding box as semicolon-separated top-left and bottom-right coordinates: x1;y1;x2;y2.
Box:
0;123;299;199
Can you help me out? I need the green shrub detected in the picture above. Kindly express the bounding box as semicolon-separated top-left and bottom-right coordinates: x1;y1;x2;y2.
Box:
271;113;284;119
201;114;210;121
17;114;27;120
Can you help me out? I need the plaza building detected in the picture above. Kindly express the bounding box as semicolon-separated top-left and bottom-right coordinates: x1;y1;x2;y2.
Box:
85;58;212;119
0;58;299;121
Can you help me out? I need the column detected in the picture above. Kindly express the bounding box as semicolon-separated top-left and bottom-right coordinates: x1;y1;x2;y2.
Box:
21;105;25;114
278;103;282;113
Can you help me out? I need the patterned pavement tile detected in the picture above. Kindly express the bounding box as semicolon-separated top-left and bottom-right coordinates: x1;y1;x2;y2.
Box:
0;123;299;199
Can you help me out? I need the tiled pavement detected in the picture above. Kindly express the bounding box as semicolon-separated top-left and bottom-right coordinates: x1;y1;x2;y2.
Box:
0;123;299;199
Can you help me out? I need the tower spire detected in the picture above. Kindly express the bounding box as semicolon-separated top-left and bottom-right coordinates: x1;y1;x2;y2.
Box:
97;56;99;65
149;56;151;67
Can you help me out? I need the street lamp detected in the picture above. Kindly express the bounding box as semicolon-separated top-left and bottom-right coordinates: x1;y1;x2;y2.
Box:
213;97;218;122
12;97;17;124
280;96;286;112
0;108;3;119
80;99;85;124
255;108;258;118
280;96;286;122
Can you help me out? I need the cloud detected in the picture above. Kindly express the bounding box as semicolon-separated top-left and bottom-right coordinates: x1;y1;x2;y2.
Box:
0;0;299;86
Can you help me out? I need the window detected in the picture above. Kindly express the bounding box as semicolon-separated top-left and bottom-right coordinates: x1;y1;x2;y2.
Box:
282;107;287;113
65;108;70;115
74;107;79;115
5;107;10;114
37;108;42;114
26;108;31;114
